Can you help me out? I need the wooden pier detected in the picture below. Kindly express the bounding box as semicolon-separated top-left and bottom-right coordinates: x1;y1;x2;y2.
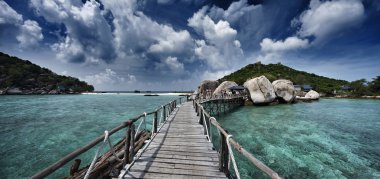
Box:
199;96;245;116
32;96;281;179
120;102;227;178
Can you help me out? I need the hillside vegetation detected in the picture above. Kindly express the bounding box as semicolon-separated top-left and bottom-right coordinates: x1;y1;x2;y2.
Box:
219;62;349;94
0;52;94;94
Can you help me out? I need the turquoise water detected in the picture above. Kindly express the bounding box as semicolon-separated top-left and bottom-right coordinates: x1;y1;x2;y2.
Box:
214;99;380;179
0;94;178;178
1;96;379;179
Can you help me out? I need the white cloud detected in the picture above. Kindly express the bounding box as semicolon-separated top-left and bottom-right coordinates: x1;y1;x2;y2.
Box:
208;0;259;24
188;7;243;70
83;69;128;85
51;36;86;63
295;0;364;43
164;56;184;72
260;36;309;53
0;1;23;24
257;0;364;63
148;29;193;56
0;1;44;49
102;0;194;62
201;70;234;81
16;20;44;49
31;0;116;63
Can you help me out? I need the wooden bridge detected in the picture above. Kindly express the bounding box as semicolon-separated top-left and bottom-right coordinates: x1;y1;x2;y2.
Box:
120;102;227;178
32;97;281;179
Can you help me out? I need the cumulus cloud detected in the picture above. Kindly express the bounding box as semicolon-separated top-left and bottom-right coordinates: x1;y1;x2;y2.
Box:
0;1;23;24
257;0;365;63
188;7;243;70
83;68;133;85
163;56;184;73
260;37;309;53
0;1;43;49
294;0;365;43
208;0;259;24
30;0;116;63
16;20;44;48
102;0;194;61
257;36;309;63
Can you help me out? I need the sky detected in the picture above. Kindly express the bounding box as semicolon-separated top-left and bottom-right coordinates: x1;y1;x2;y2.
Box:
1;0;380;91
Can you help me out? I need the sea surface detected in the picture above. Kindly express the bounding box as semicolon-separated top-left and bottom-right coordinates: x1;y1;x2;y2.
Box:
0;94;178;178
214;99;380;179
0;96;379;179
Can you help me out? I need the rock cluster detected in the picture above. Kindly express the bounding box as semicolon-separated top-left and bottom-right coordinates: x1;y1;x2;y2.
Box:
213;81;238;96
0;87;77;95
198;80;219;99
305;90;320;100
196;76;320;105
243;76;276;104
272;80;296;103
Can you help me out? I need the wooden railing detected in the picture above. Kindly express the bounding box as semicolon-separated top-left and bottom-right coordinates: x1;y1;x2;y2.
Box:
31;97;187;179
198;93;246;103
193;100;282;179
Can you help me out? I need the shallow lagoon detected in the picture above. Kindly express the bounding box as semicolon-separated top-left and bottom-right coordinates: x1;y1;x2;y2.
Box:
216;99;380;178
0;96;379;178
0;94;178;178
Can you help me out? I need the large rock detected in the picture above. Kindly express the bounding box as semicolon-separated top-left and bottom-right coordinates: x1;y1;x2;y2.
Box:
243;76;276;104
49;90;58;94
272;79;296;103
6;88;22;94
305;90;320;100
198;80;219;99
213;81;238;96
189;89;199;100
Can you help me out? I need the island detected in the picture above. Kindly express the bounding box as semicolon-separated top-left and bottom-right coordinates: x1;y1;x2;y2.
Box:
0;52;94;95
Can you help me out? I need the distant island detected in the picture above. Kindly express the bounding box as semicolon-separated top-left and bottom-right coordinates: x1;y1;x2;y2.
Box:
0;52;94;95
219;62;380;97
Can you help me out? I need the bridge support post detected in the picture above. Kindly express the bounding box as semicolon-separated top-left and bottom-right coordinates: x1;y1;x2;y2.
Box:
129;125;136;163
219;131;229;175
153;111;157;133
124;125;132;166
163;106;166;119
199;108;204;125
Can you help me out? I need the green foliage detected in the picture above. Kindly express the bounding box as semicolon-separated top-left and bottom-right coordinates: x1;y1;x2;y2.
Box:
219;62;349;94
349;79;371;96
0;52;94;93
369;76;380;95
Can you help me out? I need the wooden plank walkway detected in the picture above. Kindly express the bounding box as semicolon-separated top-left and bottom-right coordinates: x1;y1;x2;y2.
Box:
122;102;227;179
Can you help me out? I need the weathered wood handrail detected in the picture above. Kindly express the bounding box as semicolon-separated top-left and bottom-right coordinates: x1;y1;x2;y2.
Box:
31;96;186;179
194;100;282;179
198;93;246;104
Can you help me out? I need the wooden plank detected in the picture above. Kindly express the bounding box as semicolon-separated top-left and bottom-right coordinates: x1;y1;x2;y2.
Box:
122;102;227;179
142;150;217;157
131;161;221;172
128;166;227;177
125;172;227;179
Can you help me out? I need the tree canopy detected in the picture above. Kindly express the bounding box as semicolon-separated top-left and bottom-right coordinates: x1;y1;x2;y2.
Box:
0;52;94;93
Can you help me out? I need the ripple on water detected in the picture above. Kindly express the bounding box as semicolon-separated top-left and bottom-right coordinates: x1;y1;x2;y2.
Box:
0;94;178;178
217;99;380;179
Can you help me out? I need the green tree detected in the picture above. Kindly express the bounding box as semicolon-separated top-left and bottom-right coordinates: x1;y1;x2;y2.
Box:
369;76;380;94
350;79;371;96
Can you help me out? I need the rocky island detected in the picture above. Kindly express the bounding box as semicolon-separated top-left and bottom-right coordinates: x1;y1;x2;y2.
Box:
0;52;94;95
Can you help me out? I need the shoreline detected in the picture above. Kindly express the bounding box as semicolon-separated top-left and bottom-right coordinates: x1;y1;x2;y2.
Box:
322;96;380;100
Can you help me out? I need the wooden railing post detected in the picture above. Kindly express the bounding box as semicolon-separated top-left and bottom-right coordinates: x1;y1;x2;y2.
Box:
123;125;132;166
219;131;229;175
129;124;135;163
199;107;204;125
163;105;166;119
153;111;158;133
